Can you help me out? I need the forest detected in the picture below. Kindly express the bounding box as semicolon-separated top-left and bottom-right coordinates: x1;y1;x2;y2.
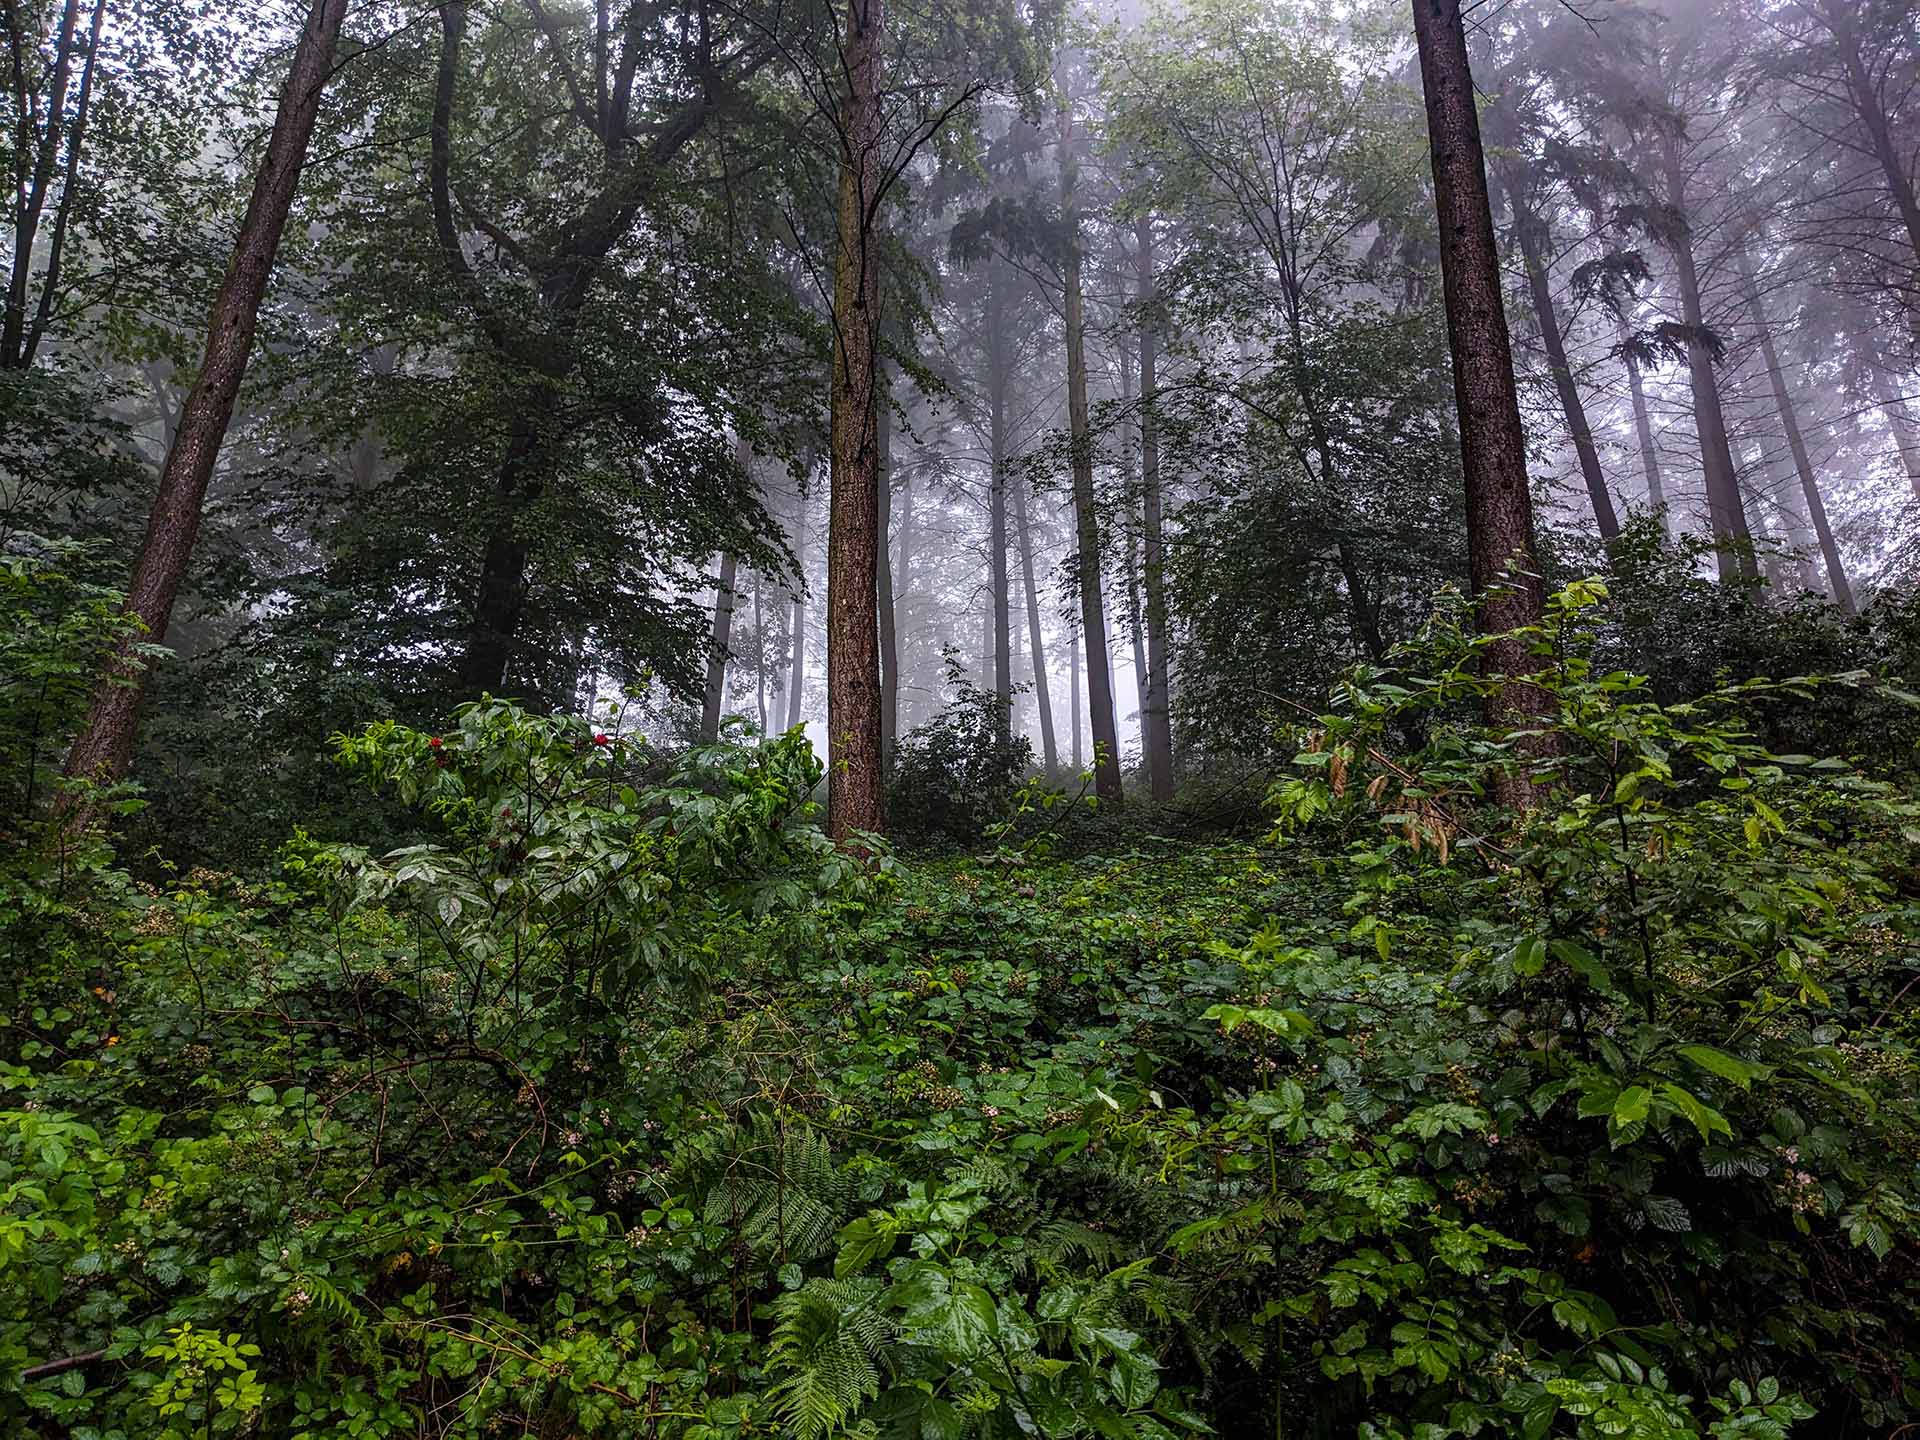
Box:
5;0;1920;1432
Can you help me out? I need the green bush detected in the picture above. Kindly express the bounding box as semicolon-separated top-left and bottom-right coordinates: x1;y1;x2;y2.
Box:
6;583;1918;1438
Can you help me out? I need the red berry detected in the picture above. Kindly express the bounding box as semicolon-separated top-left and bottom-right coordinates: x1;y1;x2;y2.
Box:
428;736;443;748
594;734;611;746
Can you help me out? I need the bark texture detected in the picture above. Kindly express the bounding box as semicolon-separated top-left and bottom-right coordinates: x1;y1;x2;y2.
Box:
876;390;898;757
1060;105;1122;805
1412;0;1550;806
62;0;350;791
824;0;886;841
986;262;1012;740
699;550;739;741
1136;215;1174;802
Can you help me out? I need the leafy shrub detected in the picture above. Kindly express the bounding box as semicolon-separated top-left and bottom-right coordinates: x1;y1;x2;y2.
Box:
7;581;1919;1438
887;654;1033;849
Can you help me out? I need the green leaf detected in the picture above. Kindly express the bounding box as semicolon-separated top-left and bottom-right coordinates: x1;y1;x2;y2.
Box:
1676;1045;1772;1090
1512;938;1547;977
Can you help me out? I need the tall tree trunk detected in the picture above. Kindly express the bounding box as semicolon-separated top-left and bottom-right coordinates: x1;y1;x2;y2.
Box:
1013;474;1058;778
1764;448;1821;594
1136;214;1174;801
893;467;915;733
754;573;768;733
1512;204;1620;540
2;0;106;369
1060;105;1122;804
700;550;739;741
1742;260;1855;614
1069;624;1082;773
987;262;1012;740
785;482;807;731
3;0;79;366
1828;0;1920;353
1620;321;1668;530
61;0;351;793
876;383;898;757
1411;0;1550;807
825;0;886;841
1861;338;1920;497
1660;132;1753;579
1119;339;1148;718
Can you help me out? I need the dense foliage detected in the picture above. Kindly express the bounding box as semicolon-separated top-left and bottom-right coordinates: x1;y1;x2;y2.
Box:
8;0;1920;1430
9;577;1920;1439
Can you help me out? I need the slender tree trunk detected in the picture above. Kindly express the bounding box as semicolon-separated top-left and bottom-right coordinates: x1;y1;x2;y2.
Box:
1829;2;1920;353
755;573;768;734
1069;624;1082;773
61;0;351;794
785;483;807;731
1412;0;1550;807
1119;339;1148;712
1512;205;1620;540
1013;474;1058;778
1661;132;1753;579
987;263;1012;740
876;384;898;757
3;0;105;369
1136;214;1174;801
3;0;79;366
893;468;915;734
1861;343;1920;497
1060;105;1122;804
1742;261;1855;614
825;0;886;841
1765;448;1821;593
1621;322;1668;530
700;550;739;741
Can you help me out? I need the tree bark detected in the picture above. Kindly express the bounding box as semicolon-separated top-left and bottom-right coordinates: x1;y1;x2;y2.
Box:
3;0;105;369
893;467;915;732
1620;320;1668;531
785;483;807;731
1741;260;1855;614
986;261;1012;741
1013;472;1057;778
1828;0;1920;352
3;0;79;367
61;0;351;793
1660;131;1753;579
1511;204;1620;540
1060;104;1122;805
1136;214;1174;801
699;550;739;741
1119;339;1148;723
754;572;768;733
824;0;886;841
876;384;898;757
1069;623;1082;773
1411;0;1550;807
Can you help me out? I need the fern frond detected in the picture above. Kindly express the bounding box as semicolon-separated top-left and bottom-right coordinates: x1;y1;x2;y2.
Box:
766;1278;892;1440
